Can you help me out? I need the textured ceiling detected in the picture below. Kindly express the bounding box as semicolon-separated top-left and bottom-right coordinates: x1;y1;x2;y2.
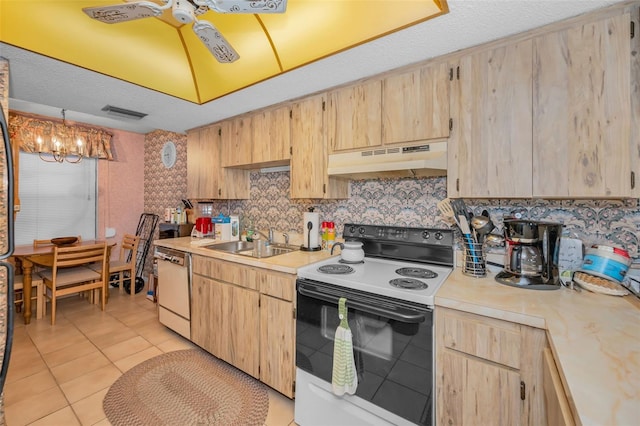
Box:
0;0;628;134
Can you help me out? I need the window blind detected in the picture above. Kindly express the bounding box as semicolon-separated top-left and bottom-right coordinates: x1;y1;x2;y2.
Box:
15;152;97;245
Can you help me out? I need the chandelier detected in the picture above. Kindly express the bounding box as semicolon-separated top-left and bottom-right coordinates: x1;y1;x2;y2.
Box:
35;109;84;163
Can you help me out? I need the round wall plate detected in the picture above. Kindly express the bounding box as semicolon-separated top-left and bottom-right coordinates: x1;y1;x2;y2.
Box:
161;141;177;168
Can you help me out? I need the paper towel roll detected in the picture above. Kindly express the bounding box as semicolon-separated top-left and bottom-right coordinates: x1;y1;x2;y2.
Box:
303;212;320;249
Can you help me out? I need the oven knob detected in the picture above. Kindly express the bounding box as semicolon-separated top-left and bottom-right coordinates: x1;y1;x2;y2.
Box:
349;226;357;235
435;232;443;240
422;231;430;240
359;227;366;235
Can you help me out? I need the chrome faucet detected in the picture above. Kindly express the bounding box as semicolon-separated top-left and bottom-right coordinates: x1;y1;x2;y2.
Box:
252;229;271;242
252;228;273;244
283;232;290;245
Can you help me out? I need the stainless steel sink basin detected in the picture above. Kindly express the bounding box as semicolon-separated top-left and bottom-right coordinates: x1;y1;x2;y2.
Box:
205;241;298;258
206;240;254;253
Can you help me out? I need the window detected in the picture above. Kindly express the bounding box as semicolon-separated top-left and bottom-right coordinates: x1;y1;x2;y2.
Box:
15;152;97;245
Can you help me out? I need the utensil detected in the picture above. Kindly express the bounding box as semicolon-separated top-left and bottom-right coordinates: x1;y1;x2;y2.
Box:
449;198;465;217
484;232;505;248
437;198;458;226
307;220;313;249
470;215;495;244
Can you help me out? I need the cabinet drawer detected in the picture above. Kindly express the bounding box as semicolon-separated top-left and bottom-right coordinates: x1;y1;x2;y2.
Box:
193;255;258;290
193;255;295;298
441;309;521;369
257;270;295;301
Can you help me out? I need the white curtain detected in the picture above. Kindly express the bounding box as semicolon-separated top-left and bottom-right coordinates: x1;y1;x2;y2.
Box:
15;152;97;245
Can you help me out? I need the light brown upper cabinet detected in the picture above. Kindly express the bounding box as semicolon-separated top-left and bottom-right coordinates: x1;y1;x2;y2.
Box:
220;116;253;168
251;105;291;166
382;61;450;145
290;94;349;199
326;80;382;153
447;40;534;198
187;125;218;199
533;11;637;198
186;124;249;199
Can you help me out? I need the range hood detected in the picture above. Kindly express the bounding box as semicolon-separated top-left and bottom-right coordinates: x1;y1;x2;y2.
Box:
327;142;447;180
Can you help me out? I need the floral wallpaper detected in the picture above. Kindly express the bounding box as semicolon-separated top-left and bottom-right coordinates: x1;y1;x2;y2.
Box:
204;172;640;260
142;128;639;262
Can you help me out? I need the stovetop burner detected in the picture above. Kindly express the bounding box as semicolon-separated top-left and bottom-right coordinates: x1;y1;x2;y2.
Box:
395;267;438;279
389;278;429;290
318;264;354;275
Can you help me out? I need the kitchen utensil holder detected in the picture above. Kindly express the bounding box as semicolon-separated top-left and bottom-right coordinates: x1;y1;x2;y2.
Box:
463;242;486;278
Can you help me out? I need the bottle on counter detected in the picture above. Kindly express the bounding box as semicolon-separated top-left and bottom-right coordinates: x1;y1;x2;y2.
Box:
327;222;336;251
245;218;254;242
321;221;329;250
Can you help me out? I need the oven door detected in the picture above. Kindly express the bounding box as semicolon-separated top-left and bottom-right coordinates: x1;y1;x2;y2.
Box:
296;279;434;426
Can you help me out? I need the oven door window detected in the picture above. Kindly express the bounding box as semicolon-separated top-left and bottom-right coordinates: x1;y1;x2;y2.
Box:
296;280;434;426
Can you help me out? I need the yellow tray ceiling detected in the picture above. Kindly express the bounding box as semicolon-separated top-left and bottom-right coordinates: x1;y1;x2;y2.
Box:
0;0;447;104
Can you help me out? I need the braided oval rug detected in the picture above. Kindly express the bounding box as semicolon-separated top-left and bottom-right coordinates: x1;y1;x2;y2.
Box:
103;349;269;426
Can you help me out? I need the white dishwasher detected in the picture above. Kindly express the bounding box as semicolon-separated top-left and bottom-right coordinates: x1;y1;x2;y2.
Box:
155;247;191;339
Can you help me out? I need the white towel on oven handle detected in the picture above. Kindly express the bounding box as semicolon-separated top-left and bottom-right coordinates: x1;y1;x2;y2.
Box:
332;297;358;396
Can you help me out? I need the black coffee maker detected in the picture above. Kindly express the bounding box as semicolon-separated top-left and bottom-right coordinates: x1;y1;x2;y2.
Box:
495;219;563;290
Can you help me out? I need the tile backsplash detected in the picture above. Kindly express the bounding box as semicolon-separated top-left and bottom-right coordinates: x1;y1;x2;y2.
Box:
204;171;640;259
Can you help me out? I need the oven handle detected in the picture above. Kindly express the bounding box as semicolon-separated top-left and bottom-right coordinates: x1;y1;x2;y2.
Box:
298;283;427;324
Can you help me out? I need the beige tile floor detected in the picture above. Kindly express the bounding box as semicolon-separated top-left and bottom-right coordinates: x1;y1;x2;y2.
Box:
4;289;296;426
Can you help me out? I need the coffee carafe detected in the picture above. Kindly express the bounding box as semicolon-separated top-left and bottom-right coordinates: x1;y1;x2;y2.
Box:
495;219;563;290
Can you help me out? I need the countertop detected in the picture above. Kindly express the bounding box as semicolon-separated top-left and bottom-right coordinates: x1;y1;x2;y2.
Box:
153;237;333;274
437;270;640;426
154;238;639;424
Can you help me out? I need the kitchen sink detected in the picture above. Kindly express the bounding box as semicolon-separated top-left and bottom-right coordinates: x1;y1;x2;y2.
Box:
205;241;298;258
206;240;254;253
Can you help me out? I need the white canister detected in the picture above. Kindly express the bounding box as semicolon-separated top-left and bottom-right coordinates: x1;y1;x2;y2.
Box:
217;223;231;241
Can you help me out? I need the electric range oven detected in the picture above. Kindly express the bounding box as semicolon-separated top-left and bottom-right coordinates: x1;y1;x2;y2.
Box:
295;223;454;426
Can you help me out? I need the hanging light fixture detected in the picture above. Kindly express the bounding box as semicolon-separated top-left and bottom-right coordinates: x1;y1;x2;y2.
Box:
35;109;84;163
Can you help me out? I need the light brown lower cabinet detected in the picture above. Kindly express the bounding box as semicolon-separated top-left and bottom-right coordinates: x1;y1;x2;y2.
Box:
542;348;575;426
191;255;296;397
260;294;295;396
435;307;546;425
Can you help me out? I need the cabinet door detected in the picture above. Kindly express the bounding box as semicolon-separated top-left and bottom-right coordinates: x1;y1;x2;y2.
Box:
382;61;449;145
448;40;533;198
437;350;522;425
260;294;295;397
327;81;382;153
187;125;222;199
191;274;223;357
542;348;575;426
224;283;260;378
290;95;348;199
533;13;633;197
252;105;291;165
220;116;253;168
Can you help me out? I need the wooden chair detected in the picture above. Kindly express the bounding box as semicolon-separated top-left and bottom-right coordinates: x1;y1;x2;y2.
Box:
8;257;44;320
99;233;140;296
38;242;108;325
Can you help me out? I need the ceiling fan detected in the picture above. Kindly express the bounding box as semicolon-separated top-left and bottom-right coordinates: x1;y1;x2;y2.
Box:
83;0;288;63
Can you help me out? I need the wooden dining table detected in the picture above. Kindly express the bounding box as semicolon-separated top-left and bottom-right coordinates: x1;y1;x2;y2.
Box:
13;240;114;324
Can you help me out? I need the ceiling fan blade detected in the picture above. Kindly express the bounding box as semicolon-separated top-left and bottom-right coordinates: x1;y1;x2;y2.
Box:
83;1;170;24
192;20;240;63
199;0;288;14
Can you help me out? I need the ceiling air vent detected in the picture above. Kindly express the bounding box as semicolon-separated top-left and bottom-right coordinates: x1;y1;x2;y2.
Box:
101;105;148;120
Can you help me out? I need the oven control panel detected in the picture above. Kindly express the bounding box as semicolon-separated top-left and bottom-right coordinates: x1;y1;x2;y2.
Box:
342;223;454;246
